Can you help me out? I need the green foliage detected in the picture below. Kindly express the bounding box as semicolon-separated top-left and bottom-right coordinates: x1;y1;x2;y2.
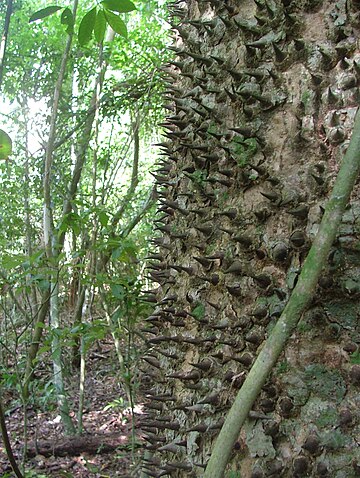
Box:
111;238;138;261
94;9;107;43
61;7;74;34
0;129;12;159
78;7;97;46
24;471;48;478
111;283;125;299
29;5;63;23
103;396;125;411
33;380;58;411
77;1;136;45
276;360;289;374
0;0;168;462
102;0;136;13
104;9;127;37
29;1;136;45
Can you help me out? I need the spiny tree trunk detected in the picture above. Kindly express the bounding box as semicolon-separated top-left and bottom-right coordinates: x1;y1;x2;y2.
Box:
141;0;360;477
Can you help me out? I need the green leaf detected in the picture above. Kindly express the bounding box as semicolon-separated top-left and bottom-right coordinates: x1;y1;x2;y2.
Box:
94;9;107;44
111;247;122;260
104;10;127;37
61;7;74;34
58;212;81;235
111;308;122;321
98;210;109;226
111;284;124;299
29;6;62;23
1;253;26;269
0;129;12;160
37;279;50;291
78;7;97;46
101;0;136;13
38;345;50;354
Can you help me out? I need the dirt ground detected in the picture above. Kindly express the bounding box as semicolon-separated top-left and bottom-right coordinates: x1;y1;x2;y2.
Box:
0;343;145;477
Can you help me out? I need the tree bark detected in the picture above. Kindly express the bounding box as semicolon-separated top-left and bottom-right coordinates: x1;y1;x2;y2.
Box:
205;107;360;477
142;0;360;476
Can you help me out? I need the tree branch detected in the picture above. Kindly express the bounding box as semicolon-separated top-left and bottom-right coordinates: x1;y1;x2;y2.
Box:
99;188;155;270
111;119;140;230
204;107;360;478
59;31;115;250
120;188;155;239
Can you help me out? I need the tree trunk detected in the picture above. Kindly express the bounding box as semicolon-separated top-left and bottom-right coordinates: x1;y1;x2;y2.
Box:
142;1;360;477
0;0;13;92
23;288;51;401
43;0;79;436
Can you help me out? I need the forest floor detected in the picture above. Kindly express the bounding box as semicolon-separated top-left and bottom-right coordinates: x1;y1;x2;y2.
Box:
0;342;145;477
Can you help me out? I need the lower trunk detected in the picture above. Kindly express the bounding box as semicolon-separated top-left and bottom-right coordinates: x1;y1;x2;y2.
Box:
23;288;51;401
50;278;75;435
142;0;360;476
71;285;86;369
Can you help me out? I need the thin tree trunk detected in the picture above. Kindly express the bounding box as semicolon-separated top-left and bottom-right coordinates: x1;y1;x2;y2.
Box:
71;284;86;368
0;391;24;478
0;0;13;92
110;119;140;230
51;278;76;434
66;34;115;427
43;0;79;435
23;288;51;401
77;335;86;434
60;30;115;234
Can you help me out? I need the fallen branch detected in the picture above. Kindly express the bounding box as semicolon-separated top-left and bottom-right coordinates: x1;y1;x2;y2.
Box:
26;433;132;458
204;108;360;478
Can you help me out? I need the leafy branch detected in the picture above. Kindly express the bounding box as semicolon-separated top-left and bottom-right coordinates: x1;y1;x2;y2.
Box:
29;0;136;45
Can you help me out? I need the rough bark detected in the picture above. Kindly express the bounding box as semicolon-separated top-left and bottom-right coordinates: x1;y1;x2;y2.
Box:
205;107;360;477
142;0;360;477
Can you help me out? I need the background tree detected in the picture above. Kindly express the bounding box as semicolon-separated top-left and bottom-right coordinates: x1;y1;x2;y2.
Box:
0;0;169;470
141;0;360;477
